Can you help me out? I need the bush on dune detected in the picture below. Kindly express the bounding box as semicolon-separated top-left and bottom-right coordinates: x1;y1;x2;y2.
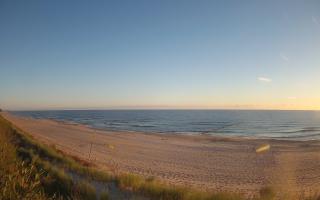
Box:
0;163;48;200
0;116;100;200
100;191;109;200
258;187;275;200
72;180;97;200
0;117;48;200
116;173;246;200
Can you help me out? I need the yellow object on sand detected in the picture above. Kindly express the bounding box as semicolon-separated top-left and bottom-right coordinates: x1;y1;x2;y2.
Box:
106;144;114;149
255;144;270;153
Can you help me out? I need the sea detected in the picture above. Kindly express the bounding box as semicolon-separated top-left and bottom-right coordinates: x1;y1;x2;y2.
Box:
12;110;320;141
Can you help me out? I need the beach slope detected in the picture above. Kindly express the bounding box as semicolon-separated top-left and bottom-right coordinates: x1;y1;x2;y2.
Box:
2;112;320;197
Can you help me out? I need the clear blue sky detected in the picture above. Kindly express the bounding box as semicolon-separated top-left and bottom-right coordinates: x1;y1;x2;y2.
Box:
0;0;319;110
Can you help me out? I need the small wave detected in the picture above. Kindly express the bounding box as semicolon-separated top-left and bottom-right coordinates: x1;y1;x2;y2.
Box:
275;127;320;134
131;124;157;128
189;121;229;125
271;132;320;140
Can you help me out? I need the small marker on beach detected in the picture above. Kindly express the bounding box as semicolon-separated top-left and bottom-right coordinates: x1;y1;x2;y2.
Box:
255;144;270;153
106;144;115;150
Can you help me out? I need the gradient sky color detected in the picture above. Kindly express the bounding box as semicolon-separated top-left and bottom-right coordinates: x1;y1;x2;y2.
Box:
0;0;320;110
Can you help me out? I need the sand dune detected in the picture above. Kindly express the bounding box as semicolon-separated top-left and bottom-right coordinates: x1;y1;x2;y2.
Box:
2;112;320;197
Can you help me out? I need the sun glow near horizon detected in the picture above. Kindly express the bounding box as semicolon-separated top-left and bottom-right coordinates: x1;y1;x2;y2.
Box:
4;96;320;111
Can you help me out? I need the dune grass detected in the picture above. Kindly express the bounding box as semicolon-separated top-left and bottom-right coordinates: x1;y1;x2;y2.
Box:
73;181;97;200
100;191;109;200
11;121;112;183
258;187;275;200
0;115;100;199
116;173;247;200
0;116;48;199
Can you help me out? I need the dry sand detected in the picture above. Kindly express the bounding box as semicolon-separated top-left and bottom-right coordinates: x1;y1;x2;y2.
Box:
2;112;320;197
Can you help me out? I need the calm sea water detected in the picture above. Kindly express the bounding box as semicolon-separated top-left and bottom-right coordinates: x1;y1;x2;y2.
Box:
12;110;320;141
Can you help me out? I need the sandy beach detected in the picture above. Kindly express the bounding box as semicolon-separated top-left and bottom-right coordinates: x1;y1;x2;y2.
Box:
2;112;320;197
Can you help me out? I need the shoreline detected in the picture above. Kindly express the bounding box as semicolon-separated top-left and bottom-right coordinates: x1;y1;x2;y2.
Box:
8;112;320;143
2;112;320;197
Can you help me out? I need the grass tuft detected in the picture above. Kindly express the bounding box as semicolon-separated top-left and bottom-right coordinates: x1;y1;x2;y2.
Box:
259;186;275;200
100;191;109;200
73;180;97;200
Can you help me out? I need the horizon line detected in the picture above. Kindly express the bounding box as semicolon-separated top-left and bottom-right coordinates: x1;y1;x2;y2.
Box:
5;108;320;112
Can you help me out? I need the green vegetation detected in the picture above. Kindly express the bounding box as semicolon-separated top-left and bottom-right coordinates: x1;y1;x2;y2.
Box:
0;116;47;199
100;191;109;200
1;114;320;200
116;173;246;200
73;181;97;200
0;115;102;199
258;187;275;200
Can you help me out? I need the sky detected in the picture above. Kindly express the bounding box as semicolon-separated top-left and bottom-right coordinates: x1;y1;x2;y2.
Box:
0;0;320;110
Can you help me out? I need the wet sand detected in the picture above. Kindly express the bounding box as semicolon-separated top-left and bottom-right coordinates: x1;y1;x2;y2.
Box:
2;112;320;197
